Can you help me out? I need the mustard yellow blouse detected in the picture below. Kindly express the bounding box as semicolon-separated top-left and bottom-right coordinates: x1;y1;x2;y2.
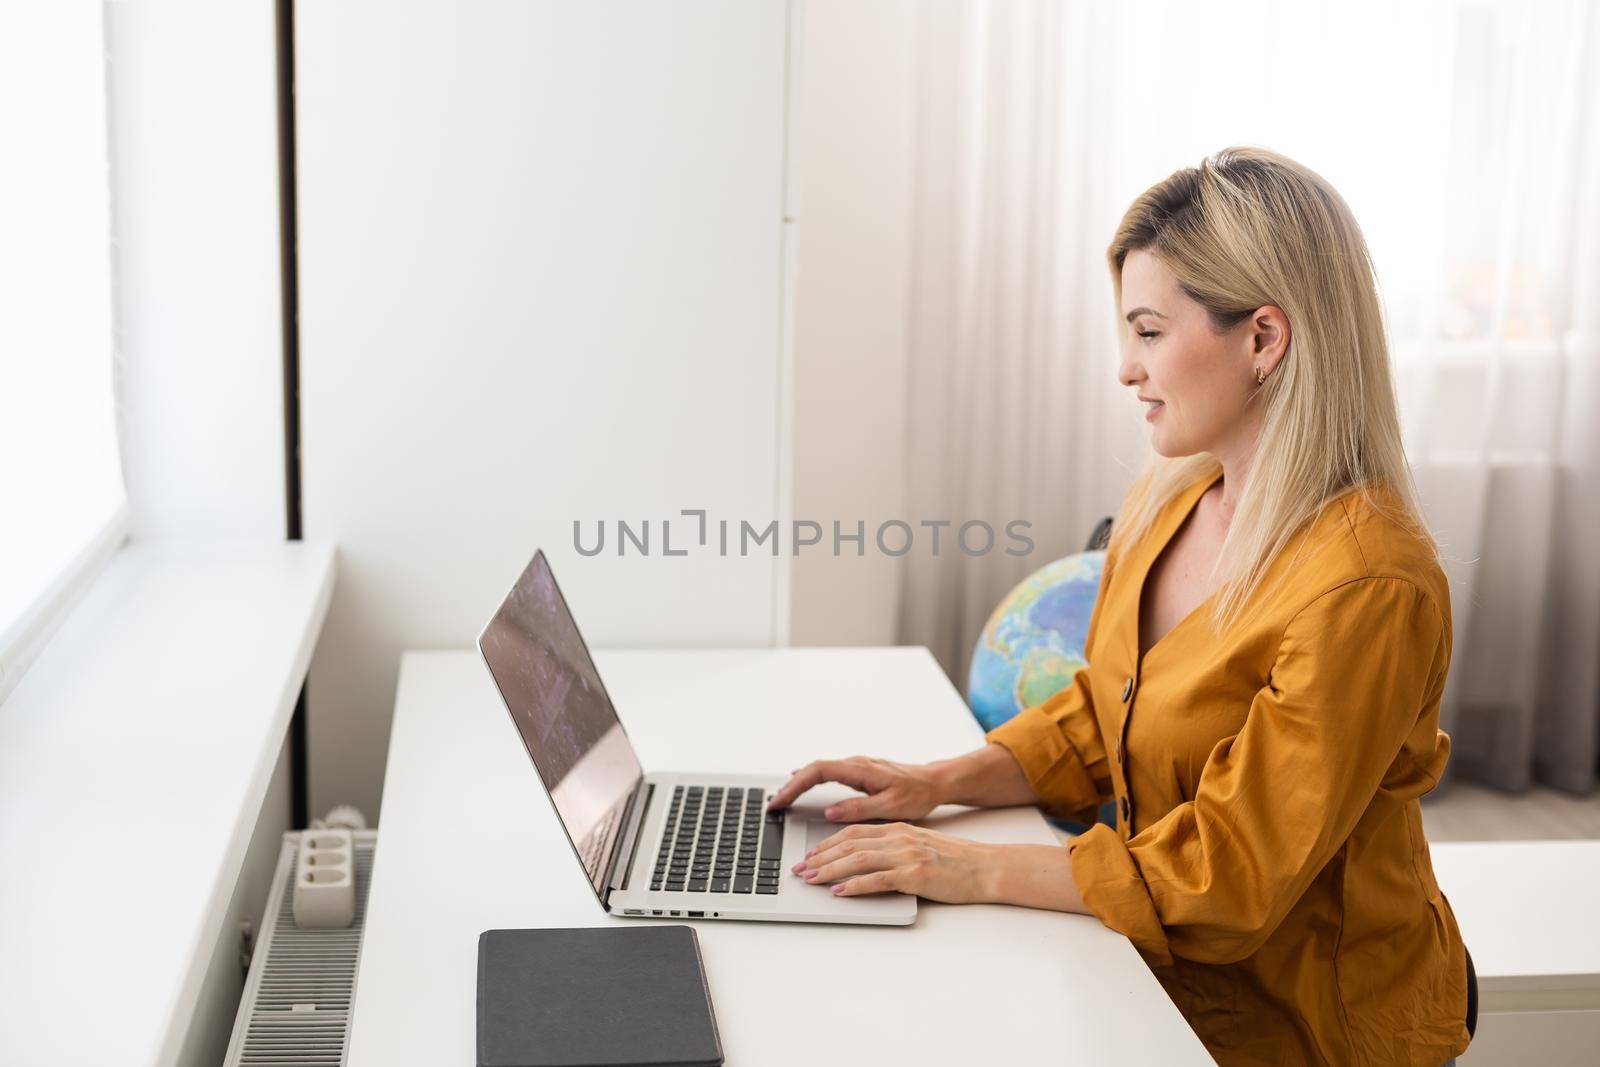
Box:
987;467;1472;1066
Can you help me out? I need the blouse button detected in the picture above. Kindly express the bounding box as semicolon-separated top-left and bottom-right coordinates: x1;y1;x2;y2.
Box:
1121;676;1133;702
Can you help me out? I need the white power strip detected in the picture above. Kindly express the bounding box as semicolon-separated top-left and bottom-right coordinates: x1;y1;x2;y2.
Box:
294;829;356;928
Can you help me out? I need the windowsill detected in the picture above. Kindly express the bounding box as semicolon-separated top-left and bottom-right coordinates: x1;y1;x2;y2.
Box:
0;539;336;1066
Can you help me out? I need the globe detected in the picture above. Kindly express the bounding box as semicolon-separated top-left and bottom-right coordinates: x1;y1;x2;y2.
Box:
967;550;1105;733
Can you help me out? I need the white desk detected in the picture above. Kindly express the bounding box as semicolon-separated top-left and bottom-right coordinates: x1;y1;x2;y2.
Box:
350;647;1212;1065
0;540;335;1066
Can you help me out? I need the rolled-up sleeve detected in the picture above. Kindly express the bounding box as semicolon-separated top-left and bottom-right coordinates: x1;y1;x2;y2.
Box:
983;545;1118;826
1068;576;1447;967
985;676;1111;825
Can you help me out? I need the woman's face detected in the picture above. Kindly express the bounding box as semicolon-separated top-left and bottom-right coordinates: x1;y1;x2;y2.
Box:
1116;249;1284;461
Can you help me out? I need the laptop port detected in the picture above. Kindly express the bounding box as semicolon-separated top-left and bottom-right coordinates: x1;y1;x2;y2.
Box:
687;910;705;918
624;909;644;915
669;910;680;916
651;910;663;916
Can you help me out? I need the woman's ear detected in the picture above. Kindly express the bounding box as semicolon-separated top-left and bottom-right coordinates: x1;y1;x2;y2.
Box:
1250;305;1291;377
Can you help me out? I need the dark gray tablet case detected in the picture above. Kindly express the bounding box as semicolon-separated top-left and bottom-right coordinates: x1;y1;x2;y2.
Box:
476;926;724;1067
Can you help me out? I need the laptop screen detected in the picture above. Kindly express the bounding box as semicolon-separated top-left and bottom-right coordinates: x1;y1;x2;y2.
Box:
477;550;643;898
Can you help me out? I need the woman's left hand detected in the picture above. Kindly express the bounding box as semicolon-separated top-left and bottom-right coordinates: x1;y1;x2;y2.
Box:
793;822;1002;903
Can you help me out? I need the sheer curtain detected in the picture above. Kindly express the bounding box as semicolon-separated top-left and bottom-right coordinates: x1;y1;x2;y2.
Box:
1393;1;1600;793
898;0;1145;680
898;0;1600;793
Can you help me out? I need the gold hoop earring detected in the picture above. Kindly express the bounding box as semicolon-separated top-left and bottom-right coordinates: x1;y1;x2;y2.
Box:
1255;367;1267;385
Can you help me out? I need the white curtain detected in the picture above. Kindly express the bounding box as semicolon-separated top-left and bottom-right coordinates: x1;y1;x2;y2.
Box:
1394;1;1600;793
897;0;1600;793
898;0;1145;682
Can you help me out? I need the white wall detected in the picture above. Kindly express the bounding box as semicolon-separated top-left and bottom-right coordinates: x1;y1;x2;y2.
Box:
789;0;917;647
106;0;286;541
296;0;796;821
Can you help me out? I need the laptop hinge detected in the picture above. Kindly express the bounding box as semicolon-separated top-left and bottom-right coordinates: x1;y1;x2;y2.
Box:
602;777;651;905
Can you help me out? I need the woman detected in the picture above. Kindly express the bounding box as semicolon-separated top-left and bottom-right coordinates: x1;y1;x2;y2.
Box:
767;147;1474;1066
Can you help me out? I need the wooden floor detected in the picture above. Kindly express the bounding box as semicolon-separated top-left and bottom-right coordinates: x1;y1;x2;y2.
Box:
1420;781;1600;842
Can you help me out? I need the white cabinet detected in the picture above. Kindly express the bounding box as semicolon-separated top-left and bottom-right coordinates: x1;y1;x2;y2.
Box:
1433;841;1600;1065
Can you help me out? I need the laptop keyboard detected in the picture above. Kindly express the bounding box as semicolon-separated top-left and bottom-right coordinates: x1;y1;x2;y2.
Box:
650;785;784;895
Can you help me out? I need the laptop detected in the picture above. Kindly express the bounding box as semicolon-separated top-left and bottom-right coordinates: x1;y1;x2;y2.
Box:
477;549;917;926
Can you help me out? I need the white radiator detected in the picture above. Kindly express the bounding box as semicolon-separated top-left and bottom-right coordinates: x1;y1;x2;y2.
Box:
223;831;377;1066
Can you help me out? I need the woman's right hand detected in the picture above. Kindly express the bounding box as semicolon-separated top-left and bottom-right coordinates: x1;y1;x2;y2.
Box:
766;755;946;822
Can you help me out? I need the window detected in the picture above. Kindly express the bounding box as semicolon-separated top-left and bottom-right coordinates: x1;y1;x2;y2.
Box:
0;2;127;701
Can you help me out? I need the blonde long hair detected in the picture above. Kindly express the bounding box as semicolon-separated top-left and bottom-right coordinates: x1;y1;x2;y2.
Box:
1106;146;1435;631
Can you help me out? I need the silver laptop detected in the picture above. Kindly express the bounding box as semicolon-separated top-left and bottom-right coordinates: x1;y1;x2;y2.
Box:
477;549;916;926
